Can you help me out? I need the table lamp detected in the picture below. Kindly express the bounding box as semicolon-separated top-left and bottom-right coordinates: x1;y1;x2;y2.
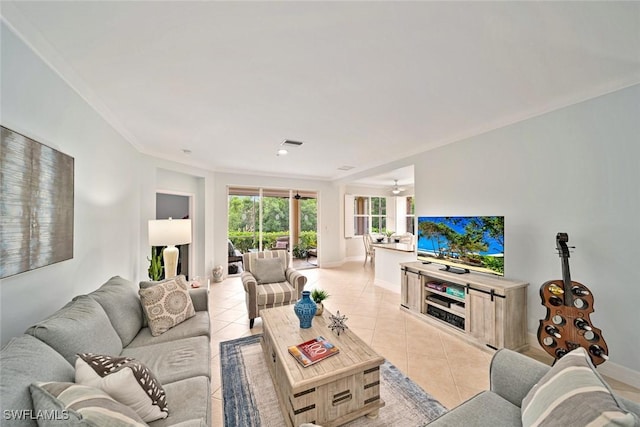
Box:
148;218;192;278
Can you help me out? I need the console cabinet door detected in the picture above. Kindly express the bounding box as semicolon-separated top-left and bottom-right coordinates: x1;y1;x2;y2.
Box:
401;270;422;312
467;288;497;348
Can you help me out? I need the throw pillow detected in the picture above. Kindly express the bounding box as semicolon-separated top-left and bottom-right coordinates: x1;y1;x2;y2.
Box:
75;353;168;422
139;278;196;336
139;274;190;290
30;381;147;427
252;257;286;284
521;347;639;427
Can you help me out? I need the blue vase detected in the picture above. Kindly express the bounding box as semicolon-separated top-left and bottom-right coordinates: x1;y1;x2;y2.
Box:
294;291;317;329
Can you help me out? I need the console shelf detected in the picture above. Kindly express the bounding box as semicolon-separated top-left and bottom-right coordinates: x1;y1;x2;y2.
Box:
400;262;529;351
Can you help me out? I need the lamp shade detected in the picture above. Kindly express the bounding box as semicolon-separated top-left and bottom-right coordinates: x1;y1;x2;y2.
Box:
148;219;192;246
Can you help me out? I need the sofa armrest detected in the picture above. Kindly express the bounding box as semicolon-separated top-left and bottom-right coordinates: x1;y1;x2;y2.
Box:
285;268;307;299
189;288;209;312
490;349;550;408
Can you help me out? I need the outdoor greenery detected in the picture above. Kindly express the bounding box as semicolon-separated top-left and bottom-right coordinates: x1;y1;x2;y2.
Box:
228;194;317;253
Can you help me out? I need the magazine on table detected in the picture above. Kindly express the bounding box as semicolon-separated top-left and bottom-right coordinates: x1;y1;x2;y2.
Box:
288;335;339;367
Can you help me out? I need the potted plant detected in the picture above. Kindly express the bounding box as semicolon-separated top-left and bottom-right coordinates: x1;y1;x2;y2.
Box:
147;246;164;280
292;243;308;259
311;289;330;316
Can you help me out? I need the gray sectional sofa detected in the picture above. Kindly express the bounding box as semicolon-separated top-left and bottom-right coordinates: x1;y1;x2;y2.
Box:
427;348;640;426
0;276;211;427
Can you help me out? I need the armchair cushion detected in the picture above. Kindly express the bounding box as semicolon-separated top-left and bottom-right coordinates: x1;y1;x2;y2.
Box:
252;257;286;284
256;282;296;306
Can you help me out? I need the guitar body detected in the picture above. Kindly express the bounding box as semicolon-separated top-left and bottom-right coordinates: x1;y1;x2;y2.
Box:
537;234;608;365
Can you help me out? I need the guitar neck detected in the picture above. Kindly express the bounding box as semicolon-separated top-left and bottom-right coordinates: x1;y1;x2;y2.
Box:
561;258;574;307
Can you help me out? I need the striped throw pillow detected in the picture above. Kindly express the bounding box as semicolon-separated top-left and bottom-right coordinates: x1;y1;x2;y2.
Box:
30;382;147;426
521;347;639;427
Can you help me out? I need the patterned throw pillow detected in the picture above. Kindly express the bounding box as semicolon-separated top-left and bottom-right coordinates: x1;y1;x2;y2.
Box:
29;381;147;427
75;353;168;422
139;278;196;336
521;347;639;427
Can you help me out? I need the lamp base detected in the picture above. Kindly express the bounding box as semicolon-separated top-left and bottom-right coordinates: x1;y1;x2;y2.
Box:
163;245;179;278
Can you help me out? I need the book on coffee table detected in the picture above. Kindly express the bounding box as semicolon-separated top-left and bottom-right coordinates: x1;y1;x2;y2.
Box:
288;335;339;367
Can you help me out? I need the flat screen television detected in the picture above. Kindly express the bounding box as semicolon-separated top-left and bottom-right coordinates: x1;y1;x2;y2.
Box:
417;216;504;276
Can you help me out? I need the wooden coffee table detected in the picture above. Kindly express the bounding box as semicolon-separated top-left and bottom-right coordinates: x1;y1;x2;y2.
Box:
261;305;385;427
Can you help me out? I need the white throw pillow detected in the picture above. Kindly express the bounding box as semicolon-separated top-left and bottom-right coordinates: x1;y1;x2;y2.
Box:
75;353;168;422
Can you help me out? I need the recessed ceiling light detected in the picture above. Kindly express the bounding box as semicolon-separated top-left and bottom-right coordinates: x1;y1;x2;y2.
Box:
277;149;288;156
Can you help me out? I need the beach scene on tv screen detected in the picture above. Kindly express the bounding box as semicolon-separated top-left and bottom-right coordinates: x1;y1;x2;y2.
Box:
417;216;504;275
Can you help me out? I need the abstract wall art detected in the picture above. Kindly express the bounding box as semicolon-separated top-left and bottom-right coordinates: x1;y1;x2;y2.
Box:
0;126;74;278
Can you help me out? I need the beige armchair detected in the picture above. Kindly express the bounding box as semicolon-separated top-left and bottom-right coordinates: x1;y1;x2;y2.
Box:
241;250;307;328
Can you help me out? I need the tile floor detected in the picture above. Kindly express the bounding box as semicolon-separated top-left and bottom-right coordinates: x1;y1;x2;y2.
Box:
209;260;640;426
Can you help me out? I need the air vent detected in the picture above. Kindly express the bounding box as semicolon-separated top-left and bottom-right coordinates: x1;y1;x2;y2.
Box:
338;165;355;171
282;140;303;147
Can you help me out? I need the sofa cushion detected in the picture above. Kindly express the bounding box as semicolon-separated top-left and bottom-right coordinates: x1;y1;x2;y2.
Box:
121;336;210;384
87;276;144;347
25;295;122;365
427;390;521;427
252;258;286;284
256;281;296;306
521;347;639;427
146;376;210;427
30;382;146;426
0;335;75;427
139;278;196;337
126;311;210;348
76;353;168;422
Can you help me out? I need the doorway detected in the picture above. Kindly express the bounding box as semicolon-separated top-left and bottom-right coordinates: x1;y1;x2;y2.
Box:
156;192;192;279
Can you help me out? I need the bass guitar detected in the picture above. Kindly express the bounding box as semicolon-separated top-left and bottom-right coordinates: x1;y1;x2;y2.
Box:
537;233;608;365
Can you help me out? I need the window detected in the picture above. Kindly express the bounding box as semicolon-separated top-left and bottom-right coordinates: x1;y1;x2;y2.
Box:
350;196;387;236
405;196;415;234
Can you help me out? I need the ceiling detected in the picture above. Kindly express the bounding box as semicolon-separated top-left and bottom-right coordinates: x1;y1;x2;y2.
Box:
2;1;639;185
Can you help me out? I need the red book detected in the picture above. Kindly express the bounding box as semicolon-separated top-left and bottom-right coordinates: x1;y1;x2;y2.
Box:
288;336;339;367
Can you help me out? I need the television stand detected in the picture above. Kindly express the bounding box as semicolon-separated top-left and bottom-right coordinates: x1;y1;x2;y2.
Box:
400;261;529;351
440;265;469;274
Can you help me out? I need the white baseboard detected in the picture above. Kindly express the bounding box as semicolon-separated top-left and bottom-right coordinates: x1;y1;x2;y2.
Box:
319;260;344;268
527;332;640;389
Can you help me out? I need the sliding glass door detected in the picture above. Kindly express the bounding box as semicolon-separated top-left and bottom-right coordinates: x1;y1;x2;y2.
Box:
228;187;317;257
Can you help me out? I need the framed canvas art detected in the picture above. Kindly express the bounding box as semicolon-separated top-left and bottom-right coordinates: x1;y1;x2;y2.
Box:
0;126;74;278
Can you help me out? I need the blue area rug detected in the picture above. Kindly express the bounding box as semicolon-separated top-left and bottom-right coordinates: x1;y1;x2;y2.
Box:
221;334;447;427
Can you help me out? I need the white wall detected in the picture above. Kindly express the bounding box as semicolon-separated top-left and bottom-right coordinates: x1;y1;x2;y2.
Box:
0;23;142;345
411;85;640;375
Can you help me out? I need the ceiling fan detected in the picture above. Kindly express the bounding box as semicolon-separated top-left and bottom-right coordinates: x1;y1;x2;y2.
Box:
391;180;405;195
